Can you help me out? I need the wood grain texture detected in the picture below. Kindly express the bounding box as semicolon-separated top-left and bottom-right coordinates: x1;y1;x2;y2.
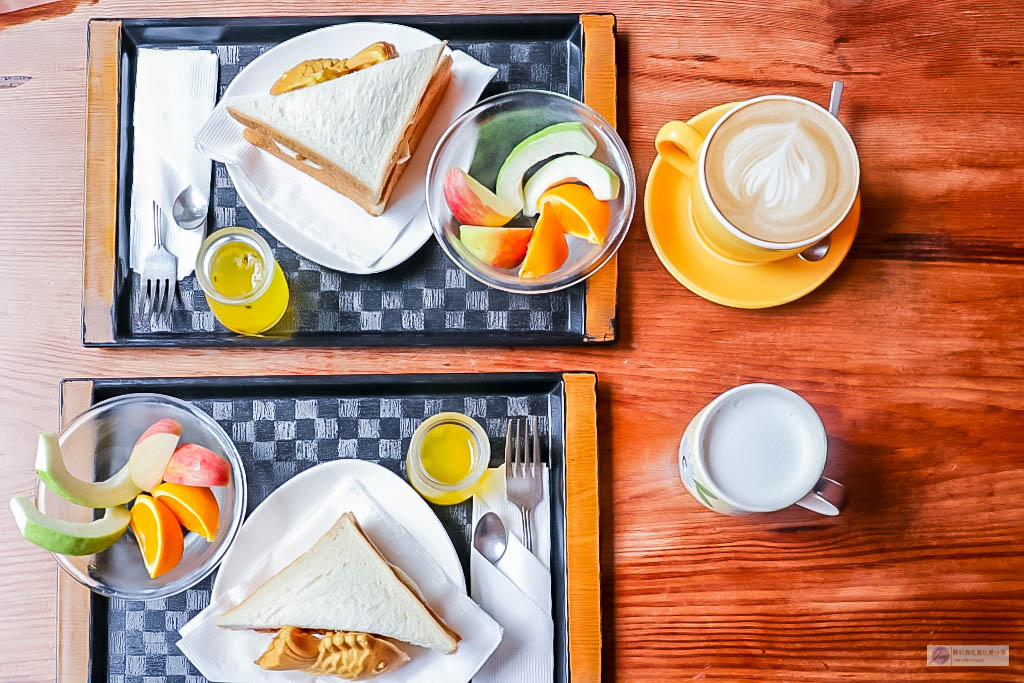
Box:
2;2;1024;681
55;380;92;683
81;19;118;345
582;13;618;342
563;372;602;680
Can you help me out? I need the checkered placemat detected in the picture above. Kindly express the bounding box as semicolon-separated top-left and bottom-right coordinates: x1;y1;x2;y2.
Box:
128;37;583;340
98;390;551;683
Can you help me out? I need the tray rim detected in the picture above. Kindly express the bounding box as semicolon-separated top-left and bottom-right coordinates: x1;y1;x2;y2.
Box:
55;371;600;682
81;13;618;348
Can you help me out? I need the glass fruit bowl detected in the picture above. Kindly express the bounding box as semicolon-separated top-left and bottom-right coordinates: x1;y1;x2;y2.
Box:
426;89;636;294
34;393;246;600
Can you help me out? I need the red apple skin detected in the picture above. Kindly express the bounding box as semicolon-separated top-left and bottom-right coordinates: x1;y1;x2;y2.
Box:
460;225;534;269
163;443;231;487
129;419;185;491
135;419;183;444
443;169;518;227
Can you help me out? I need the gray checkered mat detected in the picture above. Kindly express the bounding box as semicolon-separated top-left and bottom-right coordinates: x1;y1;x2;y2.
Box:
99;391;550;682
129;38;583;339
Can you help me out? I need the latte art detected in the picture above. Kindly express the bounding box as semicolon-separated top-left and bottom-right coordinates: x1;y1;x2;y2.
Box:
732;122;825;210
704;99;858;244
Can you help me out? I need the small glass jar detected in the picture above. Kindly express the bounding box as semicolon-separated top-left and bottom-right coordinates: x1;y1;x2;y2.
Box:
406;412;490;505
195;227;289;335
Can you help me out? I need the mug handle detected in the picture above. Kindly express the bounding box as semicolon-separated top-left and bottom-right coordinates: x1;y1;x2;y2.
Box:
655;121;705;177
795;476;847;516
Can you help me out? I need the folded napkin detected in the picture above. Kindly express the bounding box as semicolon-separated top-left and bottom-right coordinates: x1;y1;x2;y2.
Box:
129;48;218;279
178;477;502;683
195;48;496;270
472;467;554;683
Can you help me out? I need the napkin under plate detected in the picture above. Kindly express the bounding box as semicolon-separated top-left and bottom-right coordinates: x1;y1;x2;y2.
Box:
178;477;501;683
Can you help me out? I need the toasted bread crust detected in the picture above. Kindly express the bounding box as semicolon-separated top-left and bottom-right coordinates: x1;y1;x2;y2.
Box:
227;50;452;217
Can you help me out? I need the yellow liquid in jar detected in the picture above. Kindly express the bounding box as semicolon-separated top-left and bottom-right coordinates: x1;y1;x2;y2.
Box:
421;424;474;484
408;421;483;505
204;241;289;335
210;242;264;298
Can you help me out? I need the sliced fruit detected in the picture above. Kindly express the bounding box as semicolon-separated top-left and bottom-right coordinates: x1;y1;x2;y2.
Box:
519;210;569;279
152;482;220;541
522;154;621;217
130;494;184;578
538;184;611;246
35;433;141;508
9;496;130;556
443;168;518;227
495;122;597;210
460;225;534;269
129;419;183;491
163;443;231;487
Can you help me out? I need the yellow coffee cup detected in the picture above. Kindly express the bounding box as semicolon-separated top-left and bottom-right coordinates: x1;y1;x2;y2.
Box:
655;95;860;264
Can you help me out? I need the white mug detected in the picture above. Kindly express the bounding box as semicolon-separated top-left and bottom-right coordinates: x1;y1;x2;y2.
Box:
678;383;846;515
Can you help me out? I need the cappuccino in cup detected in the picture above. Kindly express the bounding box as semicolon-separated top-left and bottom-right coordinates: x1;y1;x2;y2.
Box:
655;95;860;263
703;98;859;244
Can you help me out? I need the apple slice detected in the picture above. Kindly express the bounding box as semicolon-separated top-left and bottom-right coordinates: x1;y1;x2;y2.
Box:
495;122;597;210
443;169;518;227
35;433;141;508
163;443;230;487
522;154;621;217
128;419;183;491
460;225;534;269
10;496;130;556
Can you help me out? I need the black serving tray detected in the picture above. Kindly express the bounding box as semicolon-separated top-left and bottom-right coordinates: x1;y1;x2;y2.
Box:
57;372;601;683
81;15;619;347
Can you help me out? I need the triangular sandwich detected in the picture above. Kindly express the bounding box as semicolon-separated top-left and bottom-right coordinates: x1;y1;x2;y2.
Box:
228;43;452;215
216;512;459;653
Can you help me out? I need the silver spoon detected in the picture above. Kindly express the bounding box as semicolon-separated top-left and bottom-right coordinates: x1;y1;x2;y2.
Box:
798;81;844;263
171;185;208;231
473;511;508;565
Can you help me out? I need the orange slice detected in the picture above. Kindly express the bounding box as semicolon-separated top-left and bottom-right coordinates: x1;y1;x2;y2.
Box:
152;482;220;541
129;494;184;578
519;209;569;279
537;183;611;245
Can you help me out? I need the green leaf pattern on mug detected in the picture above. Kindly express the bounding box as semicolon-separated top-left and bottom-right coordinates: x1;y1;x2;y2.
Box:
694;480;718;508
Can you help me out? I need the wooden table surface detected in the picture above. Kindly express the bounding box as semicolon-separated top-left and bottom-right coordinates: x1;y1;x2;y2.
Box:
2;1;1023;680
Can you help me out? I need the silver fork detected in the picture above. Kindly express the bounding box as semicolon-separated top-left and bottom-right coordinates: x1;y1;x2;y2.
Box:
141;200;177;328
505;416;544;553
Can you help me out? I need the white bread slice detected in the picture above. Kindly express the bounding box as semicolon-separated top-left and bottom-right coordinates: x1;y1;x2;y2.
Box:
216;512;460;654
227;43;451;215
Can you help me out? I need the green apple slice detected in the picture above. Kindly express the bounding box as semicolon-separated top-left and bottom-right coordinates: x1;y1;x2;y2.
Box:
495;122;597;210
9;496;130;556
522;154;622;217
35;433;141;507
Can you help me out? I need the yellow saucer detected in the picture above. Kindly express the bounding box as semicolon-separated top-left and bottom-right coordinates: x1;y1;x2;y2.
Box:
645;103;860;309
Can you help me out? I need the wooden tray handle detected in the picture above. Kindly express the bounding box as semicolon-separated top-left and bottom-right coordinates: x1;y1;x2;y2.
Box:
581;14;618;343
563;372;602;679
82;20;121;345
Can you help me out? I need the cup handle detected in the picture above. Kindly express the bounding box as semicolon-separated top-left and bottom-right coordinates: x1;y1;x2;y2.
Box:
795;476;847;516
655;121;705;177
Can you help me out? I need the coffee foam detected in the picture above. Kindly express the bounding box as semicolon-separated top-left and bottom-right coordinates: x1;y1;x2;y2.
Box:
703;98;858;243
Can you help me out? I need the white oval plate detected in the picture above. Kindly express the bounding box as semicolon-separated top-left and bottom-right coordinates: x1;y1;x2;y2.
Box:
213;459;465;598
221;22;440;273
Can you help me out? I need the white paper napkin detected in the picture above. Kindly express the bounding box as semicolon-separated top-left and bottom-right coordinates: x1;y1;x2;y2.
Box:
178;477;502;683
129;48;218;279
471;468;554;683
194;49;496;269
